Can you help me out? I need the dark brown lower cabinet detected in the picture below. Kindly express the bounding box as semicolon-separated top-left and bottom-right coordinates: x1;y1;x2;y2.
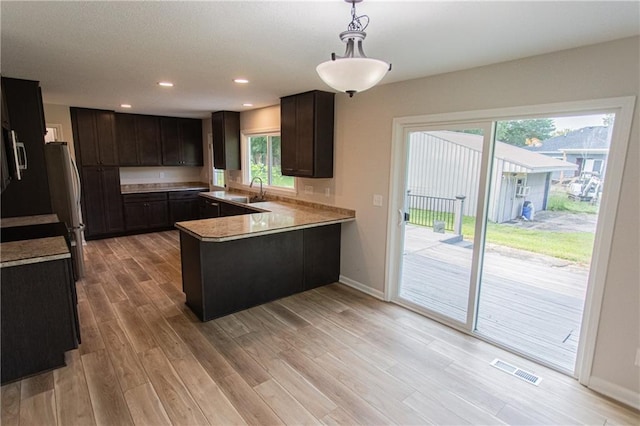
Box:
123;192;169;231
168;191;203;224
180;223;341;321
1;258;79;384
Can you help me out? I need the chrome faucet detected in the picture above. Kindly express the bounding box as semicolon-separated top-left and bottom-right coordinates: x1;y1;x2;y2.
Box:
249;176;265;201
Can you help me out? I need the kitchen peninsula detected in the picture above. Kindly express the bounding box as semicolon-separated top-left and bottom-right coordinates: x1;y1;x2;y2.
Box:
175;192;355;321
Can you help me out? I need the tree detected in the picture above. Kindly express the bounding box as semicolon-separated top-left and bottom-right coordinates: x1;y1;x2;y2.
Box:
496;119;555;146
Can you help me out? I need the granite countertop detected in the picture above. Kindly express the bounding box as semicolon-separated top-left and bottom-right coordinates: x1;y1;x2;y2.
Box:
1;236;71;268
0;214;59;228
121;182;211;194
176;191;355;242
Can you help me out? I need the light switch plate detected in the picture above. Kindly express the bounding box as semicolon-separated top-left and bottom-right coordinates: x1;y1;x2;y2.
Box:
373;194;383;206
325;188;330;197
635;348;640;367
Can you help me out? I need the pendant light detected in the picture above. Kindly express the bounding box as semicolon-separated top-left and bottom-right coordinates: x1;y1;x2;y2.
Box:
316;0;391;97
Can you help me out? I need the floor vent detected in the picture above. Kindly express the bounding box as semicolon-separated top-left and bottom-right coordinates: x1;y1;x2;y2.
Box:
490;358;542;386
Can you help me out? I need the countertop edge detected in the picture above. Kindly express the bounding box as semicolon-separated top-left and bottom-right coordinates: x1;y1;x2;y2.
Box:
177;217;355;242
1;252;71;269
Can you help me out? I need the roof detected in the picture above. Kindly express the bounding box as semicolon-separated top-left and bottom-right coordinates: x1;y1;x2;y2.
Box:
426;131;577;173
524;126;611;153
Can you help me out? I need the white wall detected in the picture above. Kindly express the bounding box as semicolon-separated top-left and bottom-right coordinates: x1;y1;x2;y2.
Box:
119;167;202;184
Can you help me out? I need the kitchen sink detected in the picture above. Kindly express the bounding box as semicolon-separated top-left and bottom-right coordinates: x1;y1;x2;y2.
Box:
226;195;249;203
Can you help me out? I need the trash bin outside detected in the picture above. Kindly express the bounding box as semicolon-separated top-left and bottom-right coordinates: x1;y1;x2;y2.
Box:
522;201;535;221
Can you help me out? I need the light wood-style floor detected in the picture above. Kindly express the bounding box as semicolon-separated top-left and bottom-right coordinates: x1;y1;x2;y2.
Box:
2;231;638;425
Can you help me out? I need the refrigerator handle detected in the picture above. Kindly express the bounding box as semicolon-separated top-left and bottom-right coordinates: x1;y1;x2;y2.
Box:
70;156;83;219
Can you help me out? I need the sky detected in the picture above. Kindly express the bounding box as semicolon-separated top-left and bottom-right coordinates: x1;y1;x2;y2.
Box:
550;113;608;131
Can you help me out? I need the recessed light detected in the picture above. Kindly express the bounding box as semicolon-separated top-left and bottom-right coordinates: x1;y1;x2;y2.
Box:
243;103;254;107
158;81;174;87
120;104;132;108
233;78;249;84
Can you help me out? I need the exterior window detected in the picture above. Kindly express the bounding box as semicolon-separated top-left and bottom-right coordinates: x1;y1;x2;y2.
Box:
247;134;294;189
213;169;225;187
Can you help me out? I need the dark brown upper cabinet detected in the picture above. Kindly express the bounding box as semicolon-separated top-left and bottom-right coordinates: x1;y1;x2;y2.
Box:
115;113;161;166
280;90;334;178
160;117;203;166
71;107;119;167
211;111;240;170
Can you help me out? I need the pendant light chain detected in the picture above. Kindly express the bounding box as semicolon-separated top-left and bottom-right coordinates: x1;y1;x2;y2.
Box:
347;1;369;32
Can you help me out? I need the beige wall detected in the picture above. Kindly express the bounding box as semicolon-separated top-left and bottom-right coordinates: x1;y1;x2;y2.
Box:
331;37;639;399
236;37;639;401
43;103;75;155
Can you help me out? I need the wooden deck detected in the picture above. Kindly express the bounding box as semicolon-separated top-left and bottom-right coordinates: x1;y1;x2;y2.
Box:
400;225;588;372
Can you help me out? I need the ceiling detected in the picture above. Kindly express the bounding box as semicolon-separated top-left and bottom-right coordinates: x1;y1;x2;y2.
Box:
2;1;638;118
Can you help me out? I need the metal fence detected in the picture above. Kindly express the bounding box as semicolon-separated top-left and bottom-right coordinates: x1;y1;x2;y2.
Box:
407;194;457;231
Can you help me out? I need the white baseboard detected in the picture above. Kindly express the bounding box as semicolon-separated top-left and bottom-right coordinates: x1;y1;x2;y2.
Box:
338;275;385;300
588;376;640;411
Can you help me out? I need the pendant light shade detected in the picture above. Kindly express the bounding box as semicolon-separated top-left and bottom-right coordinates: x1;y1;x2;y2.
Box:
316;0;391;97
316;57;389;96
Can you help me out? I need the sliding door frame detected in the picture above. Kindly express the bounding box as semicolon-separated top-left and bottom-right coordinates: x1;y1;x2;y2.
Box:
385;96;636;383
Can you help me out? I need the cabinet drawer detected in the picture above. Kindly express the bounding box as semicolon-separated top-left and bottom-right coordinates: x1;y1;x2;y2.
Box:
168;190;203;200
123;192;167;203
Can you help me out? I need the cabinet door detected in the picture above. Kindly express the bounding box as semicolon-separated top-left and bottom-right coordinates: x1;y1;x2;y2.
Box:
280;96;297;175
169;199;200;224
73;108;100;166
294;92;315;176
136;115;161;166
116;113;137;166
212;111;240;170
100;167;125;233
95;110;118;166
146;200;169;228
81;167;106;236
179;119;203;166
123;202;147;231
160;117;181;166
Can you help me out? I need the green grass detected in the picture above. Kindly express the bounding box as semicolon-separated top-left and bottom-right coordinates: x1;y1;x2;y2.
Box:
546;192;599;214
409;209;594;264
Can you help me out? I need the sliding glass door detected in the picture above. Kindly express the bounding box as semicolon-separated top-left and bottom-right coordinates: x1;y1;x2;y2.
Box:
392;107;626;374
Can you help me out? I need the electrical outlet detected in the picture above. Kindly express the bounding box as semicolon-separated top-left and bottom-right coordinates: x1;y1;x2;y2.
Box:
159;172;165;179
325;187;331;197
635;348;640;367
373;194;383;206
305;185;313;194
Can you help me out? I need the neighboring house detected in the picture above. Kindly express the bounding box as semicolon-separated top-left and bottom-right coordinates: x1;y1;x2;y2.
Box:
407;131;576;223
524;126;611;181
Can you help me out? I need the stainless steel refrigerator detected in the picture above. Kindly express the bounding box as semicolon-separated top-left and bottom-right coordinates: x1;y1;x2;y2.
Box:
44;142;85;279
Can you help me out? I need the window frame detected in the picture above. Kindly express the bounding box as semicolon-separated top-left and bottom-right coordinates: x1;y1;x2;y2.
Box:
242;130;296;193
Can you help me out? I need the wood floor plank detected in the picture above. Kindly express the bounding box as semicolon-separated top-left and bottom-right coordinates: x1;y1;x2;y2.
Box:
312;352;427;425
123;383;172;426
19;389;57;426
98;320;148;392
235;333;337;419
77;298;106;355
82;350;134;426
216;372;284;425
280;349;393;425
53;350;96;426
137;304;193;361
320;407;364;426
1;382;21;426
254;378;320;425
165;313;236;380
171;356;247;426
112;300;158;354
20;371;54;400
215;313;252;338
85;284;117;324
198;321;271;387
140;347;208;426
